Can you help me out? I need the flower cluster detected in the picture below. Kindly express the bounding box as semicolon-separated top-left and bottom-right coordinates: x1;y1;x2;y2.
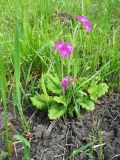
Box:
61;76;74;89
76;16;92;32
52;16;92;90
52;41;73;58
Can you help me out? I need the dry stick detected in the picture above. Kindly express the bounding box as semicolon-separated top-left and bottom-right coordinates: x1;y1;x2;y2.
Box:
57;144;68;153
45;120;58;136
17;147;24;152
86;143;106;152
53;154;65;158
92;143;106;149
13;143;18;157
40;148;52;160
27;110;37;124
112;154;120;159
13;140;23;157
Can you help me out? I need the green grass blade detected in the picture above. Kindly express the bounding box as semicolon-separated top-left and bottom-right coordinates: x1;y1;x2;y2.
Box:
13;25;28;130
66;141;95;160
0;57;10;159
14;130;31;160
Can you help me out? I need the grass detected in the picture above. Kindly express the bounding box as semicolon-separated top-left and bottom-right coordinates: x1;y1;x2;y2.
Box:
0;56;10;159
13;25;28;130
0;0;120;159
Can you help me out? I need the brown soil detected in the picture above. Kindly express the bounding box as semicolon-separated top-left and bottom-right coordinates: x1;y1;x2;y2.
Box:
0;92;120;160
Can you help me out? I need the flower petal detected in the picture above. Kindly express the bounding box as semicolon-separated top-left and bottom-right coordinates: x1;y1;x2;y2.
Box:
61;76;74;90
76;16;87;22
76;15;92;32
52;41;65;50
83;21;92;32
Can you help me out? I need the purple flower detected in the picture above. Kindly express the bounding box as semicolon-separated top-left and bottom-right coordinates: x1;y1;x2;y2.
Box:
76;16;92;32
52;41;65;50
59;47;71;58
65;43;74;52
83;21;92;32
61;76;74;89
52;42;73;58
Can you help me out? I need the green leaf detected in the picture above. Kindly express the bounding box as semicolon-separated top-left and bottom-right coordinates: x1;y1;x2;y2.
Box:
14;130;31;159
46;74;62;94
88;83;108;101
54;96;67;106
77;97;95;111
30;94;53;109
48;105;67;120
14;134;30;148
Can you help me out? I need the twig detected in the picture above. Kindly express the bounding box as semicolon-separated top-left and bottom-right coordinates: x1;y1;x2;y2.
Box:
85;143;106;153
112;154;120;159
53;154;65;158
47;120;58;133
92;143;106;149
13;142;18;157
27;110;37;124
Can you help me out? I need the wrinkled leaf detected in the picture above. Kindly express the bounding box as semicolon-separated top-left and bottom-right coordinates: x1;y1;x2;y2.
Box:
46;74;62;94
48;105;66;120
30;94;53;109
77;96;95;110
54;96;68;106
88;83;108;101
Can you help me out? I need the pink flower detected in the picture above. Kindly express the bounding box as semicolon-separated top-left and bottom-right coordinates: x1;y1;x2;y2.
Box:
76;16;92;32
59;48;71;58
61;76;74;89
52;41;65;50
52;42;73;58
65;43;74;52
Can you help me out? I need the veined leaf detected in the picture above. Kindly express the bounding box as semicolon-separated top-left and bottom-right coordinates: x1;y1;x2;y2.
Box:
46;73;62;94
88;83;108;101
77;96;95;111
53;96;68;106
48;105;67;120
30;94;53;109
